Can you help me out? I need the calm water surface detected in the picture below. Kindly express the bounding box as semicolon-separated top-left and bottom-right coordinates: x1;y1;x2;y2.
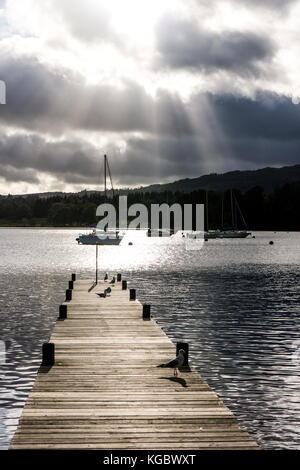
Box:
0;228;300;449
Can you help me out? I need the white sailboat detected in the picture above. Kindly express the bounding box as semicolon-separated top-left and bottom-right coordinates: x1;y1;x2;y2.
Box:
76;155;123;245
76;227;123;245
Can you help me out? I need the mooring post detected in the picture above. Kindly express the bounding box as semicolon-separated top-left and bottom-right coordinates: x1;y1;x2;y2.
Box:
143;304;151;320
42;343;55;366
71;273;76;281
65;289;72;301
59;304;67;320
176;342;189;366
122;280;127;290
68;280;73;290
117;273;122;282
129;288;136;301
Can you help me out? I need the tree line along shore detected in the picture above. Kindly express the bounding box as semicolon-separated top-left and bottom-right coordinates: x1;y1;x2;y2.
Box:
0;181;299;231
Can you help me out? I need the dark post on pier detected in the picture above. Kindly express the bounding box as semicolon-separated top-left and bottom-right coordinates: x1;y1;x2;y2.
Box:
9;276;259;450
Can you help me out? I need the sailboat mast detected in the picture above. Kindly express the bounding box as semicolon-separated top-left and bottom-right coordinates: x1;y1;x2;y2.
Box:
106;158;115;199
221;192;224;230
234;193;248;229
104;154;107;198
230;189;234;228
234;202;237;229
206;191;209;231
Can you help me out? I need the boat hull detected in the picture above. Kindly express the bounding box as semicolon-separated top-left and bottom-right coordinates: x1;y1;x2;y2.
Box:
205;230;251;239
76;233;122;245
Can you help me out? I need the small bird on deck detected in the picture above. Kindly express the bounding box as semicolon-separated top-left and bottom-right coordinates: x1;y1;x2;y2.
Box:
157;349;185;376
110;276;115;284
104;273;108;280
96;287;112;298
96;291;106;298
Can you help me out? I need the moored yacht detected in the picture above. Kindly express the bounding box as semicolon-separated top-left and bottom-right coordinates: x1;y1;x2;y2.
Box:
205;189;251;239
76;227;123;245
204;229;250;239
76;155;123;245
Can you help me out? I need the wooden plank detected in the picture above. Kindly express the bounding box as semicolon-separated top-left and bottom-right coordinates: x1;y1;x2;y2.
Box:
10;278;259;450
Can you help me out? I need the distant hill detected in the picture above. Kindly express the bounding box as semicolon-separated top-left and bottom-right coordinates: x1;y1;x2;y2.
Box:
137;164;300;194
3;164;300;199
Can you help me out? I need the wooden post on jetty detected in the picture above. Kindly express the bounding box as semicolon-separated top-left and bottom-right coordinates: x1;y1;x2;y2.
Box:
143;304;151;320
129;288;136;301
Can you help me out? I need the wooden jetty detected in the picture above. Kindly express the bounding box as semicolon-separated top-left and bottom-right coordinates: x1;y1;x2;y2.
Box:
10;277;259;450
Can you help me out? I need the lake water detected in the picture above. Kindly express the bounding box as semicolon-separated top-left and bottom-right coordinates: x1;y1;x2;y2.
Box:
0;228;300;450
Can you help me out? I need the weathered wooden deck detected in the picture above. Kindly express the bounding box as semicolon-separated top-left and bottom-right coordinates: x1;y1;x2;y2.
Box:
10;278;259;450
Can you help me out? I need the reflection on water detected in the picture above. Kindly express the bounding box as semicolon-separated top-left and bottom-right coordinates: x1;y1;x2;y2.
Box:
0;229;300;449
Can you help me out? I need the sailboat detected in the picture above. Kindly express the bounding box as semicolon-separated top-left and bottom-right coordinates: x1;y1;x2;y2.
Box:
76;155;123;245
205;189;251;239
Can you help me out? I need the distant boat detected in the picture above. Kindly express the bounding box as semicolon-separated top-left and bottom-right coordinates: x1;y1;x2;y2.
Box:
76;155;123;246
147;228;174;237
76;227;123;245
205;229;250;239
205;189;251;239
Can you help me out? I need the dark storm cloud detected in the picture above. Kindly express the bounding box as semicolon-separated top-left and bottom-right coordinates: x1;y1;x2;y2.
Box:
195;0;297;12
0;56;153;134
123;122;300;179
0;55;197;136
1;54;300;145
0;165;39;184
231;0;297;9
4;55;298;145
197;92;300;140
117;136;202;181
0;130;198;186
1;53;300;186
2;95;300;187
155;17;275;76
226;137;300;167
105;131;300;186
0;132;101;184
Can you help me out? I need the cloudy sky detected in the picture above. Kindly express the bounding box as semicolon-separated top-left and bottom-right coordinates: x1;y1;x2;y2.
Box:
0;0;300;194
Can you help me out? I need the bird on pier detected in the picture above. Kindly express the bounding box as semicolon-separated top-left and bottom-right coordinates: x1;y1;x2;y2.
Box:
96;287;112;298
96;291;107;298
104;273;108;280
110;276;115;284
157;349;185;376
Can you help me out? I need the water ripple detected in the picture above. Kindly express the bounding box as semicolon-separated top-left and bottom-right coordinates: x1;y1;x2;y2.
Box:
0;229;300;449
